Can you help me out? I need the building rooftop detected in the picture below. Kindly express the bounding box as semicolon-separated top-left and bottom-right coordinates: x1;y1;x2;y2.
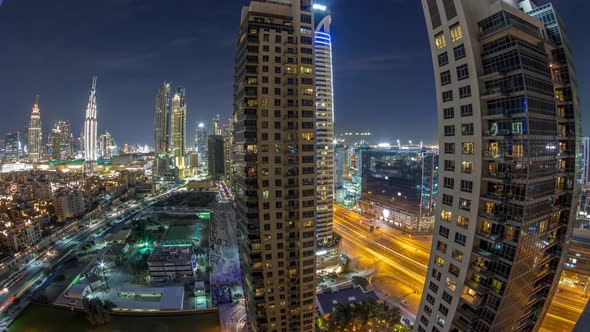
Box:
117;286;184;311
316;285;380;316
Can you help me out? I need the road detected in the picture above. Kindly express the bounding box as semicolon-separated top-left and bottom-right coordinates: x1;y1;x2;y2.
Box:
333;205;432;319
0;183;184;326
540;287;588;332
334;205;588;329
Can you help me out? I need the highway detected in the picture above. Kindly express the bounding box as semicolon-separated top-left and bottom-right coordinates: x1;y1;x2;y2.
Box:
333;205;431;318
333;205;588;329
0;183;184;326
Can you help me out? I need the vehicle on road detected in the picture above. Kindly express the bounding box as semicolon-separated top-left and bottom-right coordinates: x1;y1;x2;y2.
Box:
400;300;409;307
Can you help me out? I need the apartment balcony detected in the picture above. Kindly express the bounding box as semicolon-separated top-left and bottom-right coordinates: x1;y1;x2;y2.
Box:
479;70;506;82
461;291;484;309
476;231;503;245
483;129;517;139
481;87;509;101
453;317;473;332
483;151;516;160
473;248;497;262
470;263;493;278
480;16;543;45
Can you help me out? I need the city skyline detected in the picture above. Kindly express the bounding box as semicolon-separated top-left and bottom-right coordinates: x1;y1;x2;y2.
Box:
1;0;587;147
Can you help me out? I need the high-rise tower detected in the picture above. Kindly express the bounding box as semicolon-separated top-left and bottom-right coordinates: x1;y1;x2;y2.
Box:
84;76;98;170
27;95;43;162
155;83;171;155
416;1;581;331
313;3;335;244
171;87;186;168
234;1;317;330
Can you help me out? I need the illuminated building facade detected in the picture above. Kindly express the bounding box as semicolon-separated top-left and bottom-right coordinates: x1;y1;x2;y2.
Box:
223;119;234;181
50;120;74;161
27;95;43;162
4;132;21;161
416;1;581;331
195;123;207;168
155;83;171;156
207;135;224;180
234;1;317;330
359;147;438;232
98;132;117;158
171;87;186;168
154;83;173;180
84;76;98;171
314;3;335;244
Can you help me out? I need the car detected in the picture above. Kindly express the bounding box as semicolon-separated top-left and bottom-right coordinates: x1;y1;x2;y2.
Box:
400;300;409;307
401;317;412;326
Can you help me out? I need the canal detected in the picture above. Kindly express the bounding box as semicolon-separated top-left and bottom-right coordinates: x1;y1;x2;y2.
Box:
9;304;221;332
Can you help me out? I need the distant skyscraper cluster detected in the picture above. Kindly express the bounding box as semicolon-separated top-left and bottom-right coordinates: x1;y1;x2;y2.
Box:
1;75;117;166
417;0;581;331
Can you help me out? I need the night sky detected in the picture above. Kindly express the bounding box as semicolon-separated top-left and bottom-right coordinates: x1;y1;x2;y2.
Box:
0;0;588;146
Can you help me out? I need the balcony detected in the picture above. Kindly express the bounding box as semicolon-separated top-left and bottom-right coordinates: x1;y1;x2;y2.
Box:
477;230;502;245
479;70;506;82
481;87;509;101
473;248;497;262
461;291;484;308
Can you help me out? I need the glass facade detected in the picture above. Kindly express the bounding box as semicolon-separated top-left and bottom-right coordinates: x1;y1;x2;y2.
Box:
359;147;438;232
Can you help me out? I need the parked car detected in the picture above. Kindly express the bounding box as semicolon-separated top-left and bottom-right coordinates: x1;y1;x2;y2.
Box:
401;300;409;307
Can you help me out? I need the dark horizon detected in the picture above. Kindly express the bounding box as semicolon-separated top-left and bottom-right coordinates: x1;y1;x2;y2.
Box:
0;0;588;146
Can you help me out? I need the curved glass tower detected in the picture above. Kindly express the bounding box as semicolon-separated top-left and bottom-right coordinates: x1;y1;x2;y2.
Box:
416;1;581;331
314;3;335;244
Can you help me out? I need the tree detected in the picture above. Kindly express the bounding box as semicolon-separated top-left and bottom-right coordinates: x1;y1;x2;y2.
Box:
82;297;116;326
326;298;403;332
352;276;369;289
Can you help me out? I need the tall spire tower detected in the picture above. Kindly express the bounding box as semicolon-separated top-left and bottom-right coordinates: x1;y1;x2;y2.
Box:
84;76;98;171
28;95;43;161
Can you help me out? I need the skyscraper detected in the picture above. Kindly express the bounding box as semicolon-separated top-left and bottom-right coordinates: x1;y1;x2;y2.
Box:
207;135;224;180
212;114;221;136
223;119;234;181
27;95;43;162
155;83;171;155
195;122;207;168
171;87;186;168
84;76;98;170
51;120;74;160
583;137;590;185
4;132;21;161
234;1;317;330
416;1;581;331
98;132;116;158
314;3;334;243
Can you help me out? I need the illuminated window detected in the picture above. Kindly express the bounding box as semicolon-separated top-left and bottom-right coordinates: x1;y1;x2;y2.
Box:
450;23;463;42
462;142;474;155
505;226;515;241
445;277;457;291
441;210;452;222
492;279;503;293
263;191;269;199
247;99;258;107
301;133;314;141
452;248;463;263
303;88;314;95
435;32;447;49
247;77;257;85
435;255;445;267
461;161;472;173
457;215;469;229
300;66;313;75
286;65;298;74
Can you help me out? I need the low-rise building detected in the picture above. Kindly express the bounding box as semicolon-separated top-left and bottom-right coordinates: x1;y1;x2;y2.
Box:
53;187;85;222
147;246;195;282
